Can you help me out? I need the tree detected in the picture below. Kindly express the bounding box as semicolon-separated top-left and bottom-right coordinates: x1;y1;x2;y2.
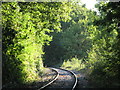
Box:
95;1;120;77
86;2;120;87
60;3;97;61
43;2;98;67
2;2;72;85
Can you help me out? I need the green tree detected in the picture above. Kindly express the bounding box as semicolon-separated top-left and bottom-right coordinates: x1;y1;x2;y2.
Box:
86;2;120;87
60;3;97;61
43;2;98;67
2;2;72;85
96;2;120;76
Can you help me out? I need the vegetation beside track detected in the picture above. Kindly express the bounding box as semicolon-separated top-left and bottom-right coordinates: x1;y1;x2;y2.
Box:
2;1;120;88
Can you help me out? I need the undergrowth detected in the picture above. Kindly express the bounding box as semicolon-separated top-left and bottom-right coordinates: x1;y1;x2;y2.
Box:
61;57;85;71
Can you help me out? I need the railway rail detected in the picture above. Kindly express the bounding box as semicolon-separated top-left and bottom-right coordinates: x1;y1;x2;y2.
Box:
38;67;78;90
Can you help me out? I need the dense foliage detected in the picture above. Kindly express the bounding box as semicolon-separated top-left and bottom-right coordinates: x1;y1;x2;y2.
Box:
2;2;71;84
86;2;120;87
60;5;96;60
44;1;120;87
44;3;97;66
2;1;120;88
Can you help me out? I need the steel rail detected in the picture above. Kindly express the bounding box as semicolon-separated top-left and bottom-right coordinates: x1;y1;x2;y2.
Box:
58;68;78;90
38;67;78;90
38;68;59;90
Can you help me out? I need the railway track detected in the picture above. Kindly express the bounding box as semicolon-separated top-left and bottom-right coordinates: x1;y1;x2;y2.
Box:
38;67;77;90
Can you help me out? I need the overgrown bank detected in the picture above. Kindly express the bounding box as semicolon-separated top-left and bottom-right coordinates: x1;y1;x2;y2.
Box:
2;1;120;88
2;2;72;85
44;1;120;88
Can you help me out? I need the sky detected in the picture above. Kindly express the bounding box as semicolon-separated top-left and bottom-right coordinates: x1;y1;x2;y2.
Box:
80;0;98;11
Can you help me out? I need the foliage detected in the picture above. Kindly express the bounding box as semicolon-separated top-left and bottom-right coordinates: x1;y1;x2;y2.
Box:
60;4;97;61
86;2;120;87
2;2;72;85
2;1;120;88
43;2;97;67
61;57;85;71
43;32;66;66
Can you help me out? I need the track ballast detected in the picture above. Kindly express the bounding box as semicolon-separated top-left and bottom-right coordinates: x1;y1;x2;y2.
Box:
38;67;77;90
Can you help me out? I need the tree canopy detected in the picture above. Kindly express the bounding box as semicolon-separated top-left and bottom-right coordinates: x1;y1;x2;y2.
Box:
2;1;120;88
2;2;72;84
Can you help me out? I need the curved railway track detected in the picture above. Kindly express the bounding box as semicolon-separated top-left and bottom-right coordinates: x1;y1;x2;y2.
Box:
38;67;77;90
